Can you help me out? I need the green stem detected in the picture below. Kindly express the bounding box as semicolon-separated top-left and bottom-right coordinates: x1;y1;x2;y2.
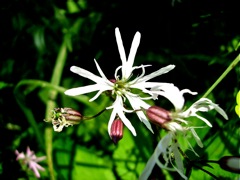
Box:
15;79;93;106
45;41;68;180
202;53;240;98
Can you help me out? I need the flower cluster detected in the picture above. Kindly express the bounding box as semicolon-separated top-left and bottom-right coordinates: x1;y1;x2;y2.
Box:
15;146;46;178
47;27;229;178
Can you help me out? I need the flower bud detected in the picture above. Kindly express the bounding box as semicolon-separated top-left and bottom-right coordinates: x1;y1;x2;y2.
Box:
60;108;82;121
51;108;82;132
110;119;124;144
218;156;240;173
146;106;172;127
109;79;117;83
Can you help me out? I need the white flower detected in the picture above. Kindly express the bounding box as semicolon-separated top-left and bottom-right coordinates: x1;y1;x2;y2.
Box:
150;85;228;129
15;146;46;178
65;27;175;136
140;85;228;179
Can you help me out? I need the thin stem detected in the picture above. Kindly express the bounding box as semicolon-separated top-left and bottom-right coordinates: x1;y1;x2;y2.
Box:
202;160;219;164
193;164;219;180
83;109;106;120
202;53;240;98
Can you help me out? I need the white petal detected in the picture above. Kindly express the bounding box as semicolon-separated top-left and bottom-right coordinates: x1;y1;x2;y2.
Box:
201;98;228;120
115;28;127;65
151;85;196;110
89;88;110;102
125;92;151;109
107;107;117;137
125;93;153;133
128;65;152;85
157;133;173;153
170;142;188;180
190;128;203;148
132;82;173;89
185;138;200;157
140;133;173;180
171;142;185;174
194;114;213;127
166;122;184;132
53;124;64;132
188;98;228;120
181;89;198;96
94;59;113;85
136;111;154;133
108;96;136;136
174;118;188;124
130;82;175;99
182;98;228;126
118;109;136;136
137;65;175;83
127;32;140;67
139;153;156;180
70;66;107;83
124;31;141;79
114;65;122;79
64;84;111;96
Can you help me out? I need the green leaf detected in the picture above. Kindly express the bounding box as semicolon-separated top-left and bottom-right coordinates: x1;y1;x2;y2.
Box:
113;127;149;179
72;147;115;179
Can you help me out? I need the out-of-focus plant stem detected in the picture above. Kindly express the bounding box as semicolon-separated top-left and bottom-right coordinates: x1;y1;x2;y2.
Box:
202;53;240;98
45;41;67;180
14;83;44;148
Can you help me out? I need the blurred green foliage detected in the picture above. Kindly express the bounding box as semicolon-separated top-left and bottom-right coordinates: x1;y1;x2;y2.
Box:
0;0;239;179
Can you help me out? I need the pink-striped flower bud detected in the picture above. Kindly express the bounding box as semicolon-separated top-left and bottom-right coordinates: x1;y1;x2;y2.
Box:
218;156;240;173
51;108;82;132
110;119;124;144
146;106;172;127
60;108;82;121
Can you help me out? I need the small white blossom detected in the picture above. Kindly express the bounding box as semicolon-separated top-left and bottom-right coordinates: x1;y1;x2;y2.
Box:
140;85;228;180
15;146;46;178
65;27;175;136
